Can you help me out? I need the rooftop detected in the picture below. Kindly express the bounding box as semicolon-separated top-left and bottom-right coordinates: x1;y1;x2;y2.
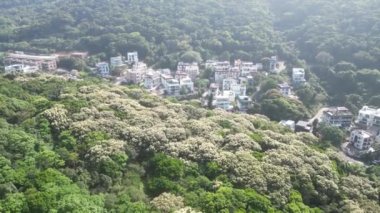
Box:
324;107;352;116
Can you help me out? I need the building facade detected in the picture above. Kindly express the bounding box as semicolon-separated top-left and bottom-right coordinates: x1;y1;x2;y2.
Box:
177;62;199;80
127;52;139;64
322;107;353;128
292;68;306;85
5;52;58;71
96;62;110;77
350;130;374;150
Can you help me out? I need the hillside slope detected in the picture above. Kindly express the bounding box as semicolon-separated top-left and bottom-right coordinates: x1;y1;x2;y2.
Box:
0;0;294;68
0;75;379;212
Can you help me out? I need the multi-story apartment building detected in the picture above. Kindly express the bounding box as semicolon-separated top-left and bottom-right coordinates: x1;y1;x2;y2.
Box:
110;56;124;69
357;106;380;128
127;52;139;64
322;107;353;128
96;62;110;77
177;62;199;80
350;129;374;150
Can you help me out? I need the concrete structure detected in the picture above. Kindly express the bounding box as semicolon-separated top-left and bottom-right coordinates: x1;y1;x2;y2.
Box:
237;95;252;112
269;56;285;74
209;83;219;96
96;62;110;77
5;64;39;74
177;62;199;80
5;52;58;71
110;56;124;69
127;52;139;64
222;78;238;91
322;107;353;128
278;83;292;96
292;68;306;85
179;77;194;93
144;71;161;90
296;121;312;132
174;71;188;81
213;93;234;111
350;130;374;150
235;60;257;77
164;79;180;96
280;120;296;131
357;106;380;128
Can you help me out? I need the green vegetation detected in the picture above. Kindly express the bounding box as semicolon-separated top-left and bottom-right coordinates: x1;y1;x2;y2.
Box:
0;75;378;212
1;0;380;212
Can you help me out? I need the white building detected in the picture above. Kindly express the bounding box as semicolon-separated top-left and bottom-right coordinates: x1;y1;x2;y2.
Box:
350;130;374;150
278;83;292;96
96;62;110;77
292;68;306;85
5;64;39;74
237;95;253;112
177;62;199;80
127;52;139;64
144;71;161;90
222;78;246;96
110;56;124;69
5;52;58;71
235;60;257;77
357;106;380;128
269;56;285;74
179;77;194;93
222;78;237;91
321;107;353;128
164;79;180;96
213;93;234;111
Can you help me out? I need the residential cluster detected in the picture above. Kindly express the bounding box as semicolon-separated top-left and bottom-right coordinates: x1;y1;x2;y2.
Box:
202;59;261;111
276;68;306;98
96;52;198;97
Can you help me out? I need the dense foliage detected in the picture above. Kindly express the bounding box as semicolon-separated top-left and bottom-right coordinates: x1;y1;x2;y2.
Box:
0;74;379;212
1;0;380;211
0;0;296;69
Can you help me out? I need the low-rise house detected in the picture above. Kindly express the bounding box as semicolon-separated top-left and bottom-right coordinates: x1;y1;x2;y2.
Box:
237;95;253;112
280;120;296;131
96;62;110;77
278;83;292;96
321;107;353;128
350;129;374;150
177;62;199;80
292;68;306;86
